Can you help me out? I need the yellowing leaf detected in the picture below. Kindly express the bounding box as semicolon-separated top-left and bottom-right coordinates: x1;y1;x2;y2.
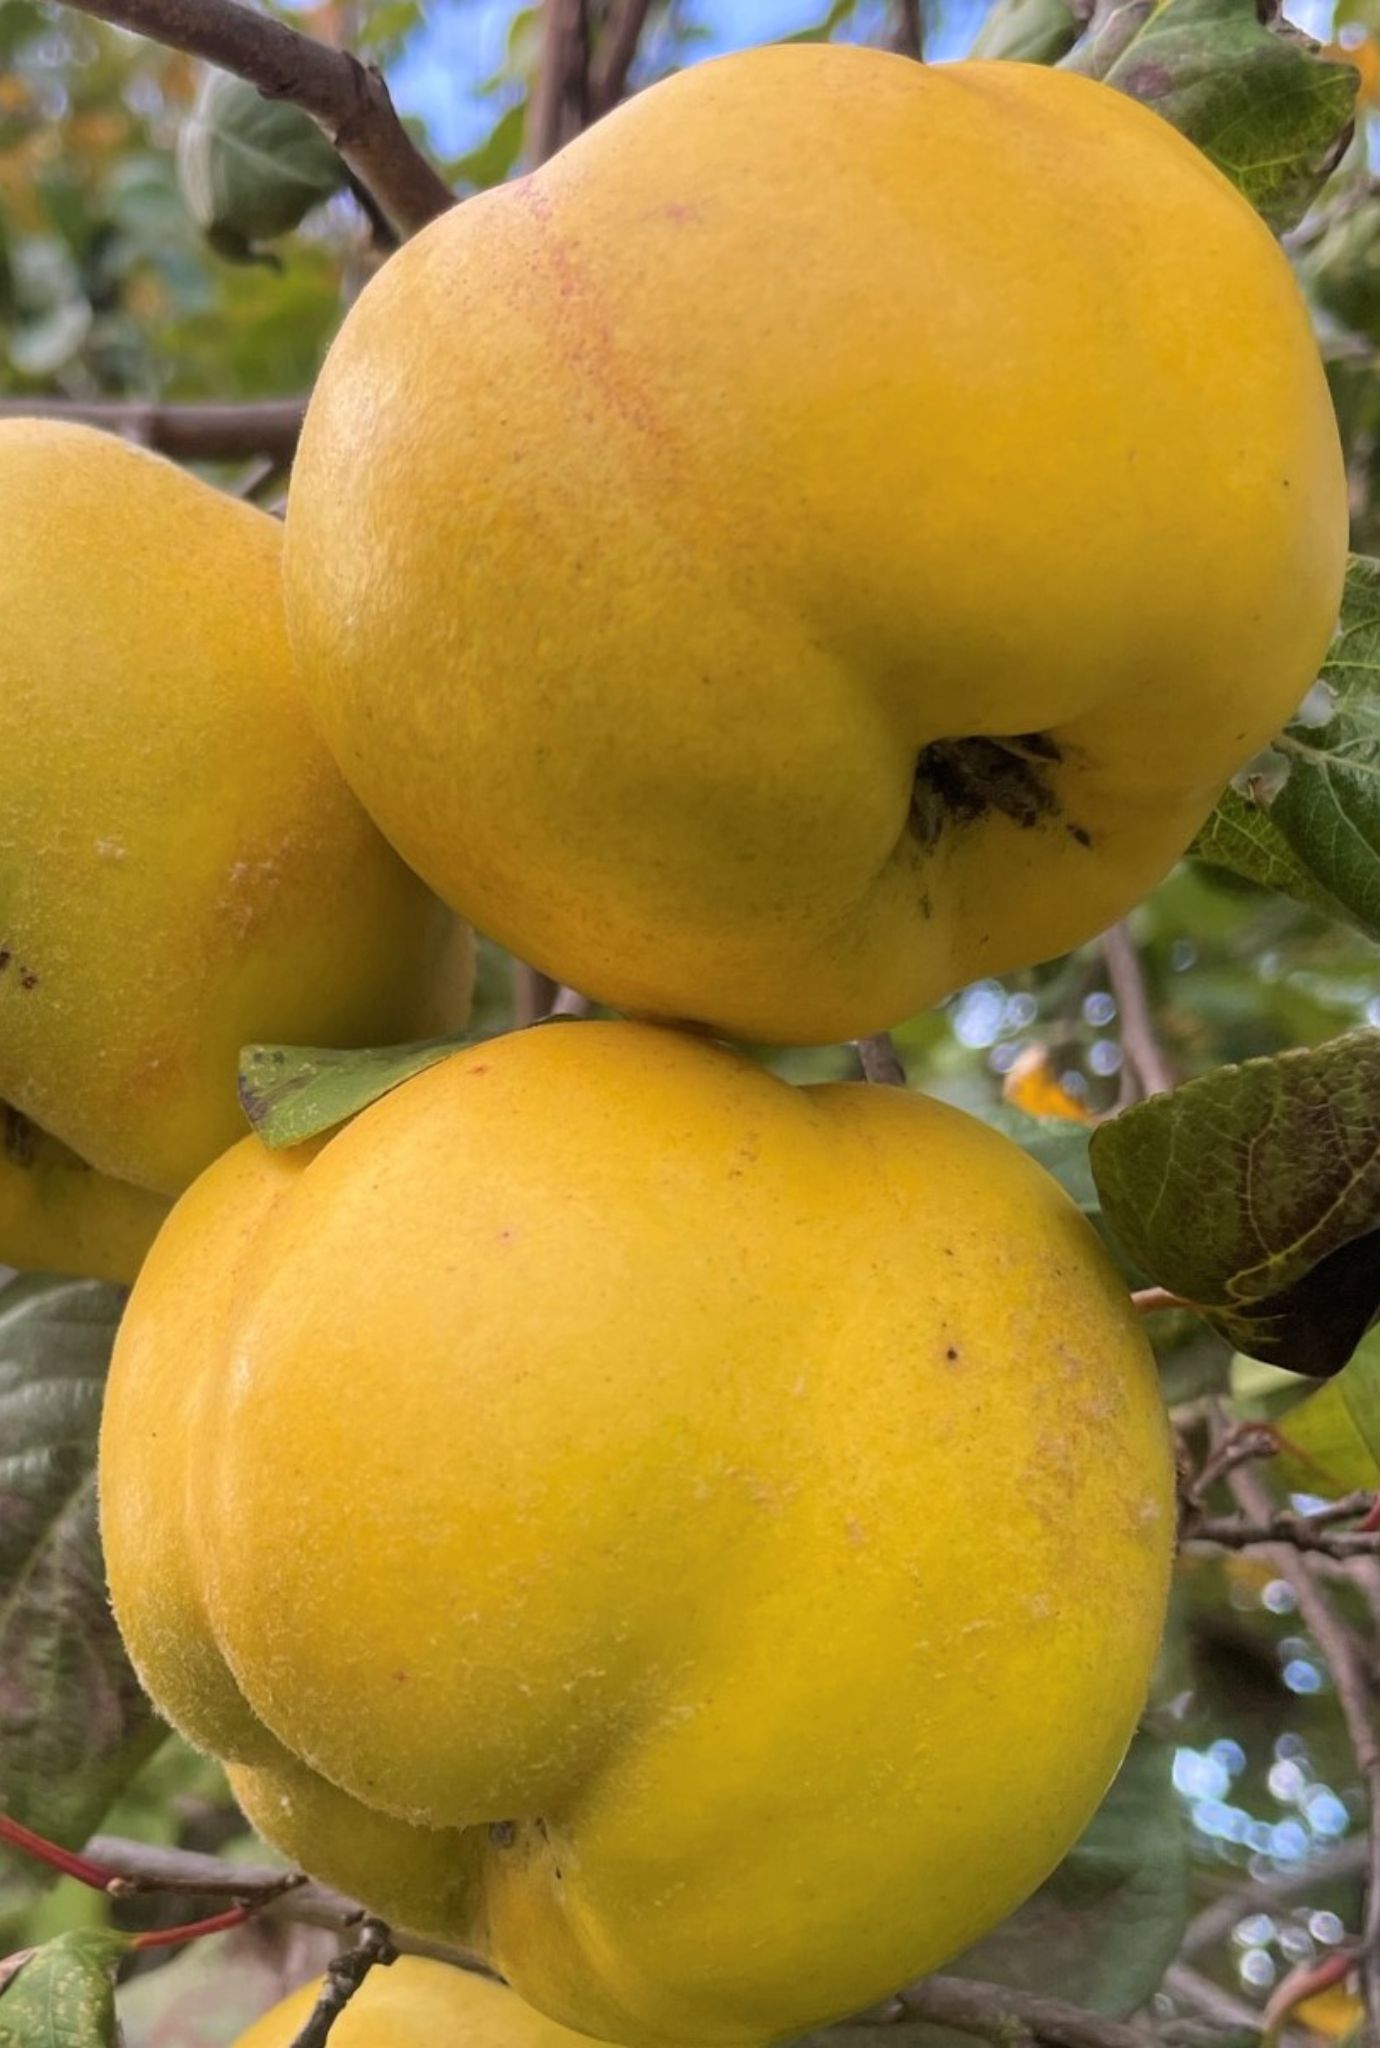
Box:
1296;1985;1364;2039
1324;35;1378;104
1002;1047;1095;1125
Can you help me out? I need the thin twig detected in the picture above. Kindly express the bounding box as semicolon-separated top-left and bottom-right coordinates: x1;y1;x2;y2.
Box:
1182;1837;1368;1958
84;1836;484;1966
855;1974;1146;2048
528;0;590;165
0;396;306;461
0;1819;297;1953
1184;1490;1379;1560
1161;1961;1267;2034
513;963;559;1026
1341;1555;1380;1669
1224;1444;1380;2043
85;1836;324;1906
589;0;653;114
63;0;452;235
288;1917;396;2048
1263;1947;1359;2041
131;1904;260;1950
888;0;924;56
1184;1422;1281;1508
855;1034;907;1086
233;454;286;500
1101;921;1176;1101
0;1815;114;1889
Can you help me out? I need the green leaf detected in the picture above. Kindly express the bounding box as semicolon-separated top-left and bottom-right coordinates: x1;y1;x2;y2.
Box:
449;104;525;192
1193;557;1380;942
1191;787;1353;921
0;3;47;65
1268;566;1380;925
0;1929;127;2047
176;67;346;262
1238;1324;1380;1489
793;1737;1187;2047
780;0;863;42
238;1035;469;1150
8;298;91;378
1062;0;1357;232
1298;194;1380;346
1286;1373;1380;1488
971;0;1082;64
0;1277;162;1849
1340;1334;1380;1454
1090;1030;1380;1376
358;0;424;55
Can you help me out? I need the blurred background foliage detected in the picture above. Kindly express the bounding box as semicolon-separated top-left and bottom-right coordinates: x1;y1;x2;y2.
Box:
4;1;1380;2044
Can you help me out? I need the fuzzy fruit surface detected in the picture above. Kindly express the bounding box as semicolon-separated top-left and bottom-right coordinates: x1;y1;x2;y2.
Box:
0;420;472;1207
233;1958;608;2048
101;1020;1174;2048
0;1108;167;1284
283;45;1346;1047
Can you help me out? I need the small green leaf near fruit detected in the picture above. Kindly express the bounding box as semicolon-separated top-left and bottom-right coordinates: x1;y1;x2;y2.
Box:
0;1277;162;1853
176;68;347;264
1091;1030;1380;1375
0;1929;127;2048
1063;0;1358;231
238;1035;470;1150
1194;556;1380;939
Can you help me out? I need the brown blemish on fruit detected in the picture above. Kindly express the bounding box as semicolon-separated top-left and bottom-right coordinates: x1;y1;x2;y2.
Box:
3;1106;36;1167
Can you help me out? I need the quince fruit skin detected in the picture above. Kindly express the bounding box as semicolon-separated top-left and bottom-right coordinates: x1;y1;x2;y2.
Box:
0;1107;167;1284
101;1020;1174;2048
233;1958;607;2048
0;419;472;1208
283;45;1346;1048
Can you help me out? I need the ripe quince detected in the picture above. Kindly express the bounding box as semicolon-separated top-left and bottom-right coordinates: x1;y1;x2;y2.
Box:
101;1021;1173;2048
0;421;471;1241
283;45;1346;1047
0;1108;168;1285
233;1958;605;2048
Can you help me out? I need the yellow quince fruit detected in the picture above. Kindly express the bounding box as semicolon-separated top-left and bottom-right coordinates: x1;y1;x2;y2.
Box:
283;46;1345;1047
0;420;471;1235
0;1107;168;1284
101;1020;1173;2048
233;1958;606;2048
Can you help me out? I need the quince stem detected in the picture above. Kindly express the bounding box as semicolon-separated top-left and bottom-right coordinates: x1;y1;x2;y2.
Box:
130;1905;256;1950
0;1813;113;1889
0;1815;283;1949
